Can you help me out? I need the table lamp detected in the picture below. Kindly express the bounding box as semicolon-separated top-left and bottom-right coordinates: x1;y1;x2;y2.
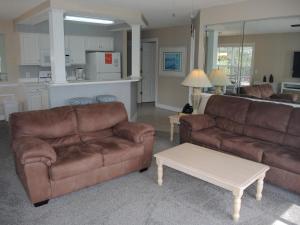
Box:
209;68;231;95
182;69;212;114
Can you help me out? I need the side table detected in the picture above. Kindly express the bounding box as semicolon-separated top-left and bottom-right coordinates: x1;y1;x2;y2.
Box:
168;114;184;142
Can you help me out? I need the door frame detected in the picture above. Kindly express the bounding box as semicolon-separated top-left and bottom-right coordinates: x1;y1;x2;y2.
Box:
141;38;159;105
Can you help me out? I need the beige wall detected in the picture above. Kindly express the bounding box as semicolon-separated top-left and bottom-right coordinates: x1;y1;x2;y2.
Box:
0;20;22;113
142;25;190;109
0;20;20;83
219;32;300;85
198;0;300;68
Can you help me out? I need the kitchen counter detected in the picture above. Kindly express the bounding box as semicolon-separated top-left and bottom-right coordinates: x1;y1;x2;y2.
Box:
48;78;140;121
48;78;140;86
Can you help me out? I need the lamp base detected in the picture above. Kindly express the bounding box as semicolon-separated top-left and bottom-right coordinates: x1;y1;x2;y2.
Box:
191;87;202;114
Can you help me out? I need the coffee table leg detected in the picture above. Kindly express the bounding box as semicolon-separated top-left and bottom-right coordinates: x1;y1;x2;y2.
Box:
232;189;243;222
156;159;163;186
256;174;265;201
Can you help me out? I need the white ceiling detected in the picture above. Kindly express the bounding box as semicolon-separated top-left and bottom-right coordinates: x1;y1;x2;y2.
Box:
209;17;300;35
0;0;247;28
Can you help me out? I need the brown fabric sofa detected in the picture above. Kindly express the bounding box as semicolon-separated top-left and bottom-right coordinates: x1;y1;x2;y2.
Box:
180;95;300;194
10;102;155;206
239;84;298;102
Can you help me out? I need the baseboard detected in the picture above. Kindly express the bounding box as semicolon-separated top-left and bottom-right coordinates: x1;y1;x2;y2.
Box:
155;103;181;112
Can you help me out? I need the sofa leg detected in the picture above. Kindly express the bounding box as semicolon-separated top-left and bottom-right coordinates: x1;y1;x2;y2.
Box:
34;199;49;207
139;167;148;173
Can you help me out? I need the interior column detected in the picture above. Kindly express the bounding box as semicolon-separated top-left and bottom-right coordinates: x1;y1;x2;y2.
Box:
49;8;66;83
131;24;141;78
205;30;218;74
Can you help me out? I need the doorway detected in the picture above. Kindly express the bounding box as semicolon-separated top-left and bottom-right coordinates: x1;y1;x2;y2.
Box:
138;40;157;103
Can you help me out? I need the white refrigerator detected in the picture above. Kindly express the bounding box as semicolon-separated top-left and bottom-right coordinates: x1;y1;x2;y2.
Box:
86;52;121;80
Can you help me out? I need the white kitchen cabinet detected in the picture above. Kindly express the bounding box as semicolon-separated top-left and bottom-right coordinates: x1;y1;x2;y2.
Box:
24;84;49;111
85;36;114;51
69;36;86;64
20;33;40;65
39;34;50;50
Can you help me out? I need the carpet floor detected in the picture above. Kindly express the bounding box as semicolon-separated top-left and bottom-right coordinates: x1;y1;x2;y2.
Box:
0;121;300;225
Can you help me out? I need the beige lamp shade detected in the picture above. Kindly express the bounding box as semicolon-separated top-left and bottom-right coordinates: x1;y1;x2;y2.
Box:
209;68;231;86
182;69;212;88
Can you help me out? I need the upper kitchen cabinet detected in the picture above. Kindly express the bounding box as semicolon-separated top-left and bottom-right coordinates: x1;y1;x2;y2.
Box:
68;36;86;65
85;37;114;51
20;33;40;65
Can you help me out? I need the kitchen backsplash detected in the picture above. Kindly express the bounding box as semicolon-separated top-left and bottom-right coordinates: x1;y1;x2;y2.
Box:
19;65;86;79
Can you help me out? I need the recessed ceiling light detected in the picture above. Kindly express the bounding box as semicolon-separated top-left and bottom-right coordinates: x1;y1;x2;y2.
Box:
65;16;114;24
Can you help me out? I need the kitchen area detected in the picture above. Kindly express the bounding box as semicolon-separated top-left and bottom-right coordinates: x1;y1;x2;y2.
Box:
0;0;144;121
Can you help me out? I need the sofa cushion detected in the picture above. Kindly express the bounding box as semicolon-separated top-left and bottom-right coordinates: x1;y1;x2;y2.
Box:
50;144;103;180
243;125;285;145
191;127;238;149
80;129;113;143
284;108;300;148
205;95;251;124
263;147;300;174
44;134;81;148
75;102;128;133
88;136;144;166
10;106;77;140
222;136;276;162
215;117;244;135
258;84;274;98
240;85;262;98
246;101;292;133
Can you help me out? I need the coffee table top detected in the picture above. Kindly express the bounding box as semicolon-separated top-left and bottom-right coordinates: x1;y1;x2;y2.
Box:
154;143;270;190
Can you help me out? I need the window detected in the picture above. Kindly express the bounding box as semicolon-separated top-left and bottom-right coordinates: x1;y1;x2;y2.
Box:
217;44;254;86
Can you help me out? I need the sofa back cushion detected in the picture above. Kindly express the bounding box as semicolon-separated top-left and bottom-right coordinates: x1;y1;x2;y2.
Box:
205;95;251;124
258;84;274;98
240;85;261;98
205;95;251;134
10;106;77;140
75;102;128;133
283;108;300;149
244;101;293;144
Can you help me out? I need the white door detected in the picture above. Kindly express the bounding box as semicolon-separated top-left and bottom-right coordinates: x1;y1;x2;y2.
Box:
140;42;156;103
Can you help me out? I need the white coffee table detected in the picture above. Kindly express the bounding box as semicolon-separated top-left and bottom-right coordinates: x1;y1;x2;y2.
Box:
154;143;270;221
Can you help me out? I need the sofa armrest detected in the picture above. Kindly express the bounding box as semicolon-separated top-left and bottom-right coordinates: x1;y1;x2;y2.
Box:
113;122;155;143
180;114;216;131
13;137;57;166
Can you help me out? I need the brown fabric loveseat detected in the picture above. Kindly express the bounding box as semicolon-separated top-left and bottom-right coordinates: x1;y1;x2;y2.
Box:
10;102;155;206
180;95;300;194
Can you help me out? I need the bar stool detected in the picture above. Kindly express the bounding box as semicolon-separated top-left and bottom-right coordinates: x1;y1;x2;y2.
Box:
95;95;117;103
68;97;95;105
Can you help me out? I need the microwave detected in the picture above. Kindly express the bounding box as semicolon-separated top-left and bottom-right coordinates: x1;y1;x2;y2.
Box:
40;49;71;67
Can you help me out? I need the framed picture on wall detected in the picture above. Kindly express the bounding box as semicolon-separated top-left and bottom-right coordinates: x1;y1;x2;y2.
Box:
159;47;186;77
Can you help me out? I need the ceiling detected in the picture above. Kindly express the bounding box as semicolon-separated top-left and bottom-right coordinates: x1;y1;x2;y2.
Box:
0;0;247;28
208;17;300;36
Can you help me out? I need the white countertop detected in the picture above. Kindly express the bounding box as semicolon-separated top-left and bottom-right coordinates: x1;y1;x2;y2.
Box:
48;78;140;87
